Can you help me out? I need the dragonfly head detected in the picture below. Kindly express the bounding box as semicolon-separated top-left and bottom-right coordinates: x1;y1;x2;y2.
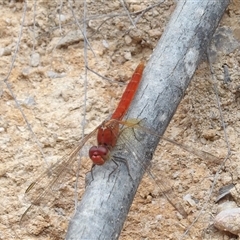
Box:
89;145;109;165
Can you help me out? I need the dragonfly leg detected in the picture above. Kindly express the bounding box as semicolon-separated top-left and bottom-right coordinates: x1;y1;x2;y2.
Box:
112;157;133;181
86;164;95;185
108;160;118;181
132;126;144;143
91;164;95;181
85;164;96;187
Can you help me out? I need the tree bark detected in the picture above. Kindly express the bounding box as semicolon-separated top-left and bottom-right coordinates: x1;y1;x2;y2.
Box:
66;0;229;239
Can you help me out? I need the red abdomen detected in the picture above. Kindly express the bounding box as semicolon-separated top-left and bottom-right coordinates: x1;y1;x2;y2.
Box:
111;62;144;121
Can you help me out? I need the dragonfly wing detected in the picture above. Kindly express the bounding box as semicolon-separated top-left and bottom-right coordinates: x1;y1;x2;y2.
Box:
21;125;100;224
161;136;220;164
115;121;188;217
119;118;220;163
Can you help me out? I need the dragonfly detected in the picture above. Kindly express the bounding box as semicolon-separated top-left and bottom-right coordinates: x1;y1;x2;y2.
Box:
20;61;219;225
20;62;145;223
88;62;145;166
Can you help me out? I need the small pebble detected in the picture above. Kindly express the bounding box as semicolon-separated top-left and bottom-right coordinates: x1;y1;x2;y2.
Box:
230;184;240;205
102;39;109;48
0;47;11;56
22;67;32;76
183;194;196;206
124;35;132;45
21;96;36;107
30;52;40;67
47;71;66;79
56;14;66;22
214;208;240;236
201;129;217;141
216;201;238;213
124;51;132;61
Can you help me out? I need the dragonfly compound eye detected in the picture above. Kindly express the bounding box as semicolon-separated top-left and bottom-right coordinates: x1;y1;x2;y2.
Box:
89;146;109;165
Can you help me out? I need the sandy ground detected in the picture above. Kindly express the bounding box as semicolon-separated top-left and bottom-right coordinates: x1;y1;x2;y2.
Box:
1;0;240;239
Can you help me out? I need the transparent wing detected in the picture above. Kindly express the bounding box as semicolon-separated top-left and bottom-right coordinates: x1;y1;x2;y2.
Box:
115;119;220;217
21;125;100;225
121;118;219;162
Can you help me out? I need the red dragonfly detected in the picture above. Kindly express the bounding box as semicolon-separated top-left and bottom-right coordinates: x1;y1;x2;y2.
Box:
21;62;145;222
88;62;145;166
21;62;218;224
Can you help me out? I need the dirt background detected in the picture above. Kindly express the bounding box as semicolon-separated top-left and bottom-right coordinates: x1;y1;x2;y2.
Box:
1;0;240;239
